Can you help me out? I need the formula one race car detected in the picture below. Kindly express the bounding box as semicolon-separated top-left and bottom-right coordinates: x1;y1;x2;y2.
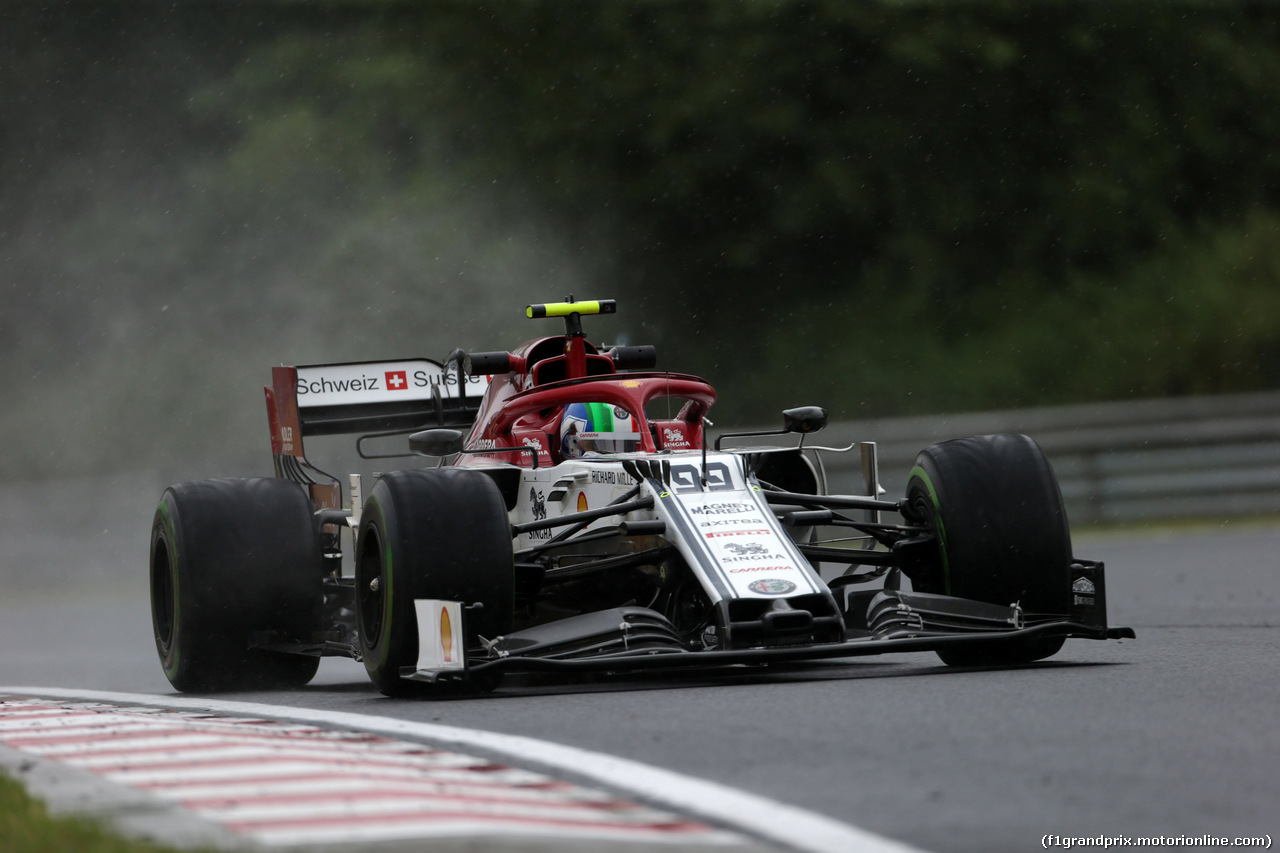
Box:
149;299;1133;696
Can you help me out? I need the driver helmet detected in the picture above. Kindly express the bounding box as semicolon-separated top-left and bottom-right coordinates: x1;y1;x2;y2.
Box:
560;402;641;457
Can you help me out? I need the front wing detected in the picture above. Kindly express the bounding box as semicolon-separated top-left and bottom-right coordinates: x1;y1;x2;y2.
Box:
401;565;1135;683
405;622;1134;682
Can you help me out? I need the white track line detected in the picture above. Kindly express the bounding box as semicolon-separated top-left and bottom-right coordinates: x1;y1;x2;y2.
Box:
1;686;925;853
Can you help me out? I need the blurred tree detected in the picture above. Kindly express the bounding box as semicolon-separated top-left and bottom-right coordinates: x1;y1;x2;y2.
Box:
5;1;1280;476
182;1;1280;416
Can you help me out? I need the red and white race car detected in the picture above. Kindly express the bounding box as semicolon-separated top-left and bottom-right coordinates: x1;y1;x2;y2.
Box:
150;299;1133;696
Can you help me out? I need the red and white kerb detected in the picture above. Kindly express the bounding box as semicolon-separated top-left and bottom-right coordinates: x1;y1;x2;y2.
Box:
0;696;739;847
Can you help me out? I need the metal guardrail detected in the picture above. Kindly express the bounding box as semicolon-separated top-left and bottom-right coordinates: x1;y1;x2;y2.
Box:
803;391;1280;525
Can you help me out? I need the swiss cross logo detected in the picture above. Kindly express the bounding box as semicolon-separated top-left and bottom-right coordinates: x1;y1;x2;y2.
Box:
385;370;408;391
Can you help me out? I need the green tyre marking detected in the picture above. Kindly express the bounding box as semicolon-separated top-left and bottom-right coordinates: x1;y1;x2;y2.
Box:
382;543;394;656
908;464;951;595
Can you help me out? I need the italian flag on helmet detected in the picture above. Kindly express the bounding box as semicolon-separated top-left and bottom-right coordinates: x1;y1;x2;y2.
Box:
561;402;641;456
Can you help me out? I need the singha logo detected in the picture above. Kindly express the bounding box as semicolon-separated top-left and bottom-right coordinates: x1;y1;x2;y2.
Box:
529;487;547;521
663;427;692;448
725;542;769;556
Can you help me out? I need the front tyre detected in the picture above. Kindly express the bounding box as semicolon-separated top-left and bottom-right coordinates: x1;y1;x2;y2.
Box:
356;469;514;697
150;478;323;692
905;434;1072;667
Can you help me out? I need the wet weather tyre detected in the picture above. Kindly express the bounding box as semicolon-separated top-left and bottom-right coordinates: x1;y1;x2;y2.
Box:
356;469;514;697
905;434;1072;667
150;478;323;692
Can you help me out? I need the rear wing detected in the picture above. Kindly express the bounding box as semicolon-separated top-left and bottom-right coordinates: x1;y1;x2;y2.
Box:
265;358;486;508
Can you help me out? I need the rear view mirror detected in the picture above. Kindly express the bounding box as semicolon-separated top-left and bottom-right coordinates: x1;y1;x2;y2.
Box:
714;405;829;451
409;428;465;457
783;406;828;434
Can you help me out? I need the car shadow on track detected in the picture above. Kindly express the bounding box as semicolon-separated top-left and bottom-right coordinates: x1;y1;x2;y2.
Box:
268;657;1132;702
491;659;1132;698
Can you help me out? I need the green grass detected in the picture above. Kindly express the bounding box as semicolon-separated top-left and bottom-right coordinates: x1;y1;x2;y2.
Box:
0;774;207;853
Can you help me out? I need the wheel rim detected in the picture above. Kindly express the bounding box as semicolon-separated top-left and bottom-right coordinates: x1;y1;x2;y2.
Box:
904;484;948;596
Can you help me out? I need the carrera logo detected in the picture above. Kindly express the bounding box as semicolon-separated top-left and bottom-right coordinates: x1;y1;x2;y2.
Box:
706;529;771;538
731;565;796;574
385;370;408;391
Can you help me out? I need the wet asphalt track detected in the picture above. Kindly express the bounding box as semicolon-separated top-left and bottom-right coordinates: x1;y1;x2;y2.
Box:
1;475;1277;851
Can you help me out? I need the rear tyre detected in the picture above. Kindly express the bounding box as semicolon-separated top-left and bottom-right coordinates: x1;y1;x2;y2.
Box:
356;469;514;697
905;434;1072;667
150;478;323;691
